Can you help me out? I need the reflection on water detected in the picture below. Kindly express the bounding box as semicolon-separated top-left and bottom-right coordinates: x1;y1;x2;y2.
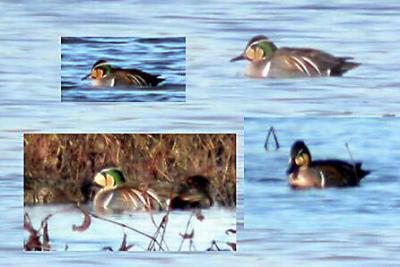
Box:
24;204;235;252
242;117;400;265
61;37;186;102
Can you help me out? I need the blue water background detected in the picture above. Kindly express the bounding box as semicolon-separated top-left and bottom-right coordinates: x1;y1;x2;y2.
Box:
1;0;400;266
241;117;400;265
61;37;185;102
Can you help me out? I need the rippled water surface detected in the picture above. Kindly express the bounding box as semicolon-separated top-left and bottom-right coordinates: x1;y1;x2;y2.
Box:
61;37;185;102
1;0;400;266
241;117;400;265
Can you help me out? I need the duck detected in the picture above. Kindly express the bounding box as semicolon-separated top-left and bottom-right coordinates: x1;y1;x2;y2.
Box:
287;140;370;189
169;175;214;209
231;35;360;78
81;60;165;87
92;168;164;212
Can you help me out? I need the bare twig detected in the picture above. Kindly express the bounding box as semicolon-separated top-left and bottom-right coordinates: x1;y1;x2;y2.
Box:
158;213;170;250
72;205;91;232
75;205;163;249
42;220;50;251
206;240;221;251
226;242;236;251
265;127;280;151
24;213;42;251
225;228;236;235
206;240;232;251
118;233;134;251
147;214;168;251
178;212;195;251
24;213;53;251
147;188;173;251
345;143;359;181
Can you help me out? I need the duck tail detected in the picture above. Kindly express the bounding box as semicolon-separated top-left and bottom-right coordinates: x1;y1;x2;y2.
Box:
150;76;165;86
331;58;360;76
355;162;370;180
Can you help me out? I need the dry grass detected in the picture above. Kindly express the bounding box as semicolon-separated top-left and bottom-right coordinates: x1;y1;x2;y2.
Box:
24;134;236;206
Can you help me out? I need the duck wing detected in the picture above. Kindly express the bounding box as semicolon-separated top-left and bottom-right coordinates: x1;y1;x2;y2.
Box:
114;68;165;87
311;160;369;187
275;47;359;76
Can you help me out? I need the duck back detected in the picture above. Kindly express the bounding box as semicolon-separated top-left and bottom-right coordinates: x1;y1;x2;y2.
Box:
311;160;370;186
114;68;165;87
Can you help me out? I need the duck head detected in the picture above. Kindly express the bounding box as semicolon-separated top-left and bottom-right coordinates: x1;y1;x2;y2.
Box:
81;60;112;81
286;140;312;175
93;168;126;190
231;35;277;63
185;175;211;191
169;175;213;209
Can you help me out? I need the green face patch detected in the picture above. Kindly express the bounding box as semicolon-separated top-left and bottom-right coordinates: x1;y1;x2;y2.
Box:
94;64;111;77
103;65;111;76
255;41;277;59
106;169;126;186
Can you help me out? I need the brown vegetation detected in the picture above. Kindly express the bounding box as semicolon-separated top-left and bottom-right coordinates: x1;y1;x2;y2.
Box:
24;134;236;206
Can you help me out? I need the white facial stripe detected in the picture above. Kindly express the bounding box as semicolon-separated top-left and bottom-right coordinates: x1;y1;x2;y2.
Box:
290;56;310;76
262;61;271;77
302;57;321;75
93;62;109;69
248;39;268;48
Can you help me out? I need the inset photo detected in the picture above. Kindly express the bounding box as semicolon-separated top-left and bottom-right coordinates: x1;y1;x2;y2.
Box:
24;134;236;251
242;117;399;259
61;37;186;102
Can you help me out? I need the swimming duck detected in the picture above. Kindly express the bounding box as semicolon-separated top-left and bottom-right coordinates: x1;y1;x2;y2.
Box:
231;35;359;78
81;60;165;87
169;175;214;209
93;168;163;212
287;140;370;188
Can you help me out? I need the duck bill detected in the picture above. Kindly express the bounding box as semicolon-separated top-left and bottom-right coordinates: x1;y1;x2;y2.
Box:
230;54;246;62
81;73;91;80
286;159;296;175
